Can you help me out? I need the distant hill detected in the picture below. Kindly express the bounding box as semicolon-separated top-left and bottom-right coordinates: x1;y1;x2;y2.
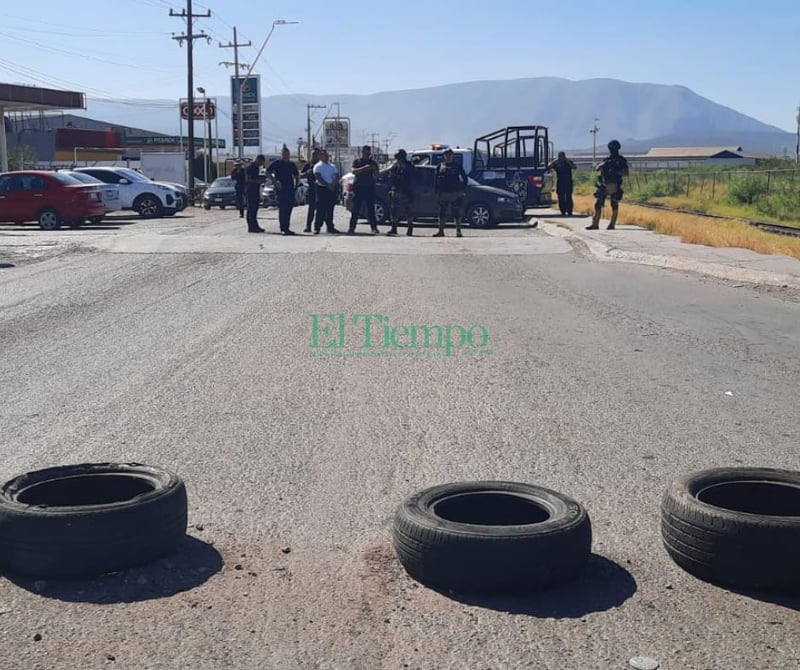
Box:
72;77;795;156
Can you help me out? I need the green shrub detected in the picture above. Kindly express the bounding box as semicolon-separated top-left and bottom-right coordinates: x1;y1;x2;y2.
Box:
728;173;769;205
631;171;682;199
754;189;800;222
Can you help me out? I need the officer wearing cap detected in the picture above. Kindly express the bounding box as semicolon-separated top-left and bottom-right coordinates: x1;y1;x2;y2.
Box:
382;149;415;236
433;148;468;237
588;140;629;230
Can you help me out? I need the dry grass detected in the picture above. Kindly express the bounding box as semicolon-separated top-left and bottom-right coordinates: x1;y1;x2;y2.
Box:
571;195;800;261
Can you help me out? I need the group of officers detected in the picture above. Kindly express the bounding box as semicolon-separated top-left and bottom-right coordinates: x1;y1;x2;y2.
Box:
229;138;630;235
547;139;630;230
229;144;469;237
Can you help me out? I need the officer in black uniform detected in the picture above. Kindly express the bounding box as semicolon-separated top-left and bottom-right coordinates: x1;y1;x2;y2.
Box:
245;155;266;233
548;151;576;216
383;149;415;236
588;140;629;230
433;148;468;237
348;145;380;234
230;161;246;218
300;148;320;233
268;146;300;235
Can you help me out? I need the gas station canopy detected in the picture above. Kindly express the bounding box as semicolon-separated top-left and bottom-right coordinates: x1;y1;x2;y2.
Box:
0;83;86;171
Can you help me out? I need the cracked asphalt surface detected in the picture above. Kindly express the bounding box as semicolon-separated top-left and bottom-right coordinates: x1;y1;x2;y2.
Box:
0;207;798;670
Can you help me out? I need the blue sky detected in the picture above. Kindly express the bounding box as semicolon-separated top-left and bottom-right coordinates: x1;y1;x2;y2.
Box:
0;0;798;132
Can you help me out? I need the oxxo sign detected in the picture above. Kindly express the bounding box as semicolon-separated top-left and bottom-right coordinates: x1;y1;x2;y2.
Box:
179;100;216;121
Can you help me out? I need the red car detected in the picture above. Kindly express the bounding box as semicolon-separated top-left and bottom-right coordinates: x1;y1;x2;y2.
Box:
0;170;106;230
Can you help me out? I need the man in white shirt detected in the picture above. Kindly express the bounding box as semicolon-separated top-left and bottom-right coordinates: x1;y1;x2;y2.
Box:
312;151;342;234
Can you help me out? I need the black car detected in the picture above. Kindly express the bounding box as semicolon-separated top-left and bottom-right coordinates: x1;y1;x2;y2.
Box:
344;164;526;227
202;177;237;210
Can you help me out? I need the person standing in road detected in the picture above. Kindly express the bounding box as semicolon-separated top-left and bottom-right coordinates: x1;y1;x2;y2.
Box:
548;151;576;216
433;148;468;237
382;149;415;236
301;148;320;233
588;139;629;230
348;145;380;234
312;150;342;235
268;146;300;235
245;154;266;233
230;161;246;218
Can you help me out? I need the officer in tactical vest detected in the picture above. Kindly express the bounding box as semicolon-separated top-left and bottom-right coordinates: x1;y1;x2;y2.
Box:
433;148;468;237
588;139;629;230
383;149;415;236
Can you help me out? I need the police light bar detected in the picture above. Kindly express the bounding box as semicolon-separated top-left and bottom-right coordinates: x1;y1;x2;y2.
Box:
430;143;449;150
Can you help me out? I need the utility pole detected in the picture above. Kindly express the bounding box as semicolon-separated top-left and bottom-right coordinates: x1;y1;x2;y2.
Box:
307;104;325;162
369;132;379;154
219;27;252;160
170;0;211;203
795;105;799;164
590;118;599;165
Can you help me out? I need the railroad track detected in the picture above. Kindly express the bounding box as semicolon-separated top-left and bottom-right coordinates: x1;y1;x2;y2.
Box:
630;201;800;238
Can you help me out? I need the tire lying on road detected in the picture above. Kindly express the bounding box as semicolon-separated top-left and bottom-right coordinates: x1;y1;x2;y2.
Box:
0;462;187;578
392;481;591;594
661;467;800;592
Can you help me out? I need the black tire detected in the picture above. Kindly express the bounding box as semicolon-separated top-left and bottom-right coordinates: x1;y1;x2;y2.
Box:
88;215;104;225
466;201;495;228
357;199;388;225
393;481;591;594
37;208;61;231
134;194;163;219
0;463;188;578
203;204;211;210
661;467;800;592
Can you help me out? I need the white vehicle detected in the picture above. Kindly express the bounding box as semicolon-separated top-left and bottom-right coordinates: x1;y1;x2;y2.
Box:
74;167;186;218
56;170;122;221
140;152;186;189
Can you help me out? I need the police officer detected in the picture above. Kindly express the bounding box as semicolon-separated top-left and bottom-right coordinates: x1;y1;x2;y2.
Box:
383;149;415;236
588;140;629;230
548;151;576;216
348;145;380;234
268;145;300;235
312;150;342;235
245;154;266;233
230;161;246;218
301;148;320;233
433;148;468;237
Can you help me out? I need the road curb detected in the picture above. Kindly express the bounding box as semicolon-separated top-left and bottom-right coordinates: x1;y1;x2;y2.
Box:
540;221;800;289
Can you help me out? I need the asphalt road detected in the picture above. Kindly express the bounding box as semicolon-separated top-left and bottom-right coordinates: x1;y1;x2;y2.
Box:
1;206;799;670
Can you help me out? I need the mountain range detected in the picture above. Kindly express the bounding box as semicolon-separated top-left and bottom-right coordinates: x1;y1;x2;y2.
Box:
71;77;795;156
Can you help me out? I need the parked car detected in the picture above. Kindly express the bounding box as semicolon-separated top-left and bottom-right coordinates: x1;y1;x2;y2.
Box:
202;177;237;210
260;178;277;207
0;170;105;230
342;164;527;227
56;169;121;222
259;178;307;208
74;167;185;218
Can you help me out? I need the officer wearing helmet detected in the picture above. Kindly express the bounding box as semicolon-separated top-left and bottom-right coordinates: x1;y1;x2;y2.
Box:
588;139;629;230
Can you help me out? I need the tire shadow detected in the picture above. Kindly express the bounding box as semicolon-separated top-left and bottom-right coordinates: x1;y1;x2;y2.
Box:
0;263;14;269
2;535;222;604
434;554;637;618
709;584;800;612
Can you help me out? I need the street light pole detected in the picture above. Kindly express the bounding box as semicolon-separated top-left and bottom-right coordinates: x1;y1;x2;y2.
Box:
238;19;298;157
197;87;208;184
590;118;599;165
